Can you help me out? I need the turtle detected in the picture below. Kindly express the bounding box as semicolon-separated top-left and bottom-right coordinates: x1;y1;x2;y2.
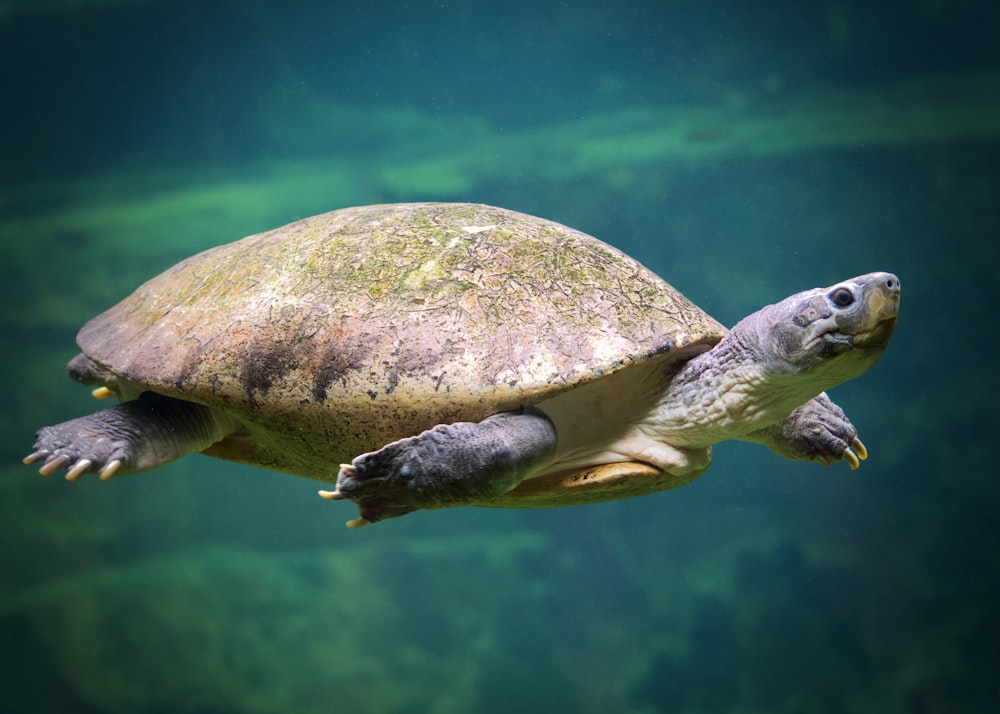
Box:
24;202;900;528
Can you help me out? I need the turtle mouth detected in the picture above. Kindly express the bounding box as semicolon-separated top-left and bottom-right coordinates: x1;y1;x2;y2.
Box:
851;315;897;348
850;286;899;349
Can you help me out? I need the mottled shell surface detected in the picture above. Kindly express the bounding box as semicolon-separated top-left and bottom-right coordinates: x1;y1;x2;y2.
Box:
76;203;724;482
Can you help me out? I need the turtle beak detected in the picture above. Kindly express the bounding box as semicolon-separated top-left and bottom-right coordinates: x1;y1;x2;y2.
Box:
849;272;900;349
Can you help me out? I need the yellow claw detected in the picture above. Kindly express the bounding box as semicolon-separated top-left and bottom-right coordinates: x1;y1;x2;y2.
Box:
23;451;44;466
318;489;369;528
91;386;115;400
98;459;122;480
842;437;868;470
65;459;93;482
38;455;70;476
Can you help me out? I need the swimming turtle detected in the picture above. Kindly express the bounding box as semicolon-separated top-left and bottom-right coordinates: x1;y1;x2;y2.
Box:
24;203;900;527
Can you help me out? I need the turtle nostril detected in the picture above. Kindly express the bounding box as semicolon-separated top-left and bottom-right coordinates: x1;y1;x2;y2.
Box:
884;275;899;292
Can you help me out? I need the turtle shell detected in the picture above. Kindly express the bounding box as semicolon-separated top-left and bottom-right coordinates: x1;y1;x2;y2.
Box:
74;203;725;487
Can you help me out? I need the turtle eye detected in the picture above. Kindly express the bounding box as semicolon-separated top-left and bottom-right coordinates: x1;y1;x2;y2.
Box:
830;287;855;307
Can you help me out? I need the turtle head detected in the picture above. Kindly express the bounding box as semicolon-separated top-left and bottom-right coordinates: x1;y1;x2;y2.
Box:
641;272;899;451
753;271;900;389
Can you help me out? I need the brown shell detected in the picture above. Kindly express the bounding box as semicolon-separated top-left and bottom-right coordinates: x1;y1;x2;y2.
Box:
75;203;724;486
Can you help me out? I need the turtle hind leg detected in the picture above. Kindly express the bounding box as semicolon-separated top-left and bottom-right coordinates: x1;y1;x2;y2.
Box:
24;391;238;481
326;407;557;526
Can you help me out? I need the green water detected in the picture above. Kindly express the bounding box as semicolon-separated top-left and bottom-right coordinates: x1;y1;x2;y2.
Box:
2;1;998;712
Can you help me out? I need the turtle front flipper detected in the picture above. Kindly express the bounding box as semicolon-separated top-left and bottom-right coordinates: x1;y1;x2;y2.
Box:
745;392;867;469
24;391;238;481
321;407;557;527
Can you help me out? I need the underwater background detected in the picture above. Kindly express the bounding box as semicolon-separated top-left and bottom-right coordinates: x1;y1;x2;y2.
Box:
1;0;998;712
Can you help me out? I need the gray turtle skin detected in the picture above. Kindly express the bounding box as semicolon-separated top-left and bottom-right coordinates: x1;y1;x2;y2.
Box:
24;203;900;527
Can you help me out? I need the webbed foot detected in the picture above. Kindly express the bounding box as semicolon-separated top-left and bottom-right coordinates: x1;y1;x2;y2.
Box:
754;392;867;469
320;408;557;527
25;414;134;481
24;391;237;481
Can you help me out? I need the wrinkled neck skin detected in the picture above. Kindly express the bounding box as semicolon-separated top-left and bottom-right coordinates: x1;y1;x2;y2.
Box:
652;317;821;448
